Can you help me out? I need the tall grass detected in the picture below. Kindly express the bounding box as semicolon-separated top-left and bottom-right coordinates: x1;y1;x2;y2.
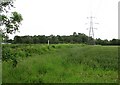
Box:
0;62;2;84
2;44;118;83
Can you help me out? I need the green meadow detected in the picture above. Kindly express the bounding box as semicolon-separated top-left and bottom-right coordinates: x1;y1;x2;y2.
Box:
2;44;118;83
0;54;1;84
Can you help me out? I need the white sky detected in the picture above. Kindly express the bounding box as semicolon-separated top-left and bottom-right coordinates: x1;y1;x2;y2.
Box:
9;0;119;40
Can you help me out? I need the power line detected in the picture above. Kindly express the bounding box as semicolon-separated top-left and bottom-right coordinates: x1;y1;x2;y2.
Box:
86;16;98;45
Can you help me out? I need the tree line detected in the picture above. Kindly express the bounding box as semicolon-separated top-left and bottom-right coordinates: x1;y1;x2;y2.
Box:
6;32;120;45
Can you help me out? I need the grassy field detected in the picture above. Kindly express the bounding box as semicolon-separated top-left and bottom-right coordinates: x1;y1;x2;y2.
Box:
2;44;118;83
0;41;2;84
0;61;2;84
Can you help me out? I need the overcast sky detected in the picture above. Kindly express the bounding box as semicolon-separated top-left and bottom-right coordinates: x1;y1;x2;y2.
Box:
9;0;119;40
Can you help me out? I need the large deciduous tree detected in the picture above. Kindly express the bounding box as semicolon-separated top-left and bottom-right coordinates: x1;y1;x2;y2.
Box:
0;0;23;41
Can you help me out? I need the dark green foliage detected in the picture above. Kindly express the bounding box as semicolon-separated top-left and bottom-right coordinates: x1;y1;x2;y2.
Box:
2;44;56;61
12;58;18;68
10;32;120;45
13;32;89;44
0;0;23;42
52;45;55;48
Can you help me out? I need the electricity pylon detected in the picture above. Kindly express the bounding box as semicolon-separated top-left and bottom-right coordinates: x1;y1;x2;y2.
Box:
86;16;98;45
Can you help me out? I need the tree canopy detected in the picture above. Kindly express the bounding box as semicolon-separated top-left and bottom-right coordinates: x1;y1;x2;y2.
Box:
0;0;23;40
6;32;120;45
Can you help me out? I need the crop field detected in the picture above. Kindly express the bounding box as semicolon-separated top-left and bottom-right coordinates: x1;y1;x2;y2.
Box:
2;44;119;83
